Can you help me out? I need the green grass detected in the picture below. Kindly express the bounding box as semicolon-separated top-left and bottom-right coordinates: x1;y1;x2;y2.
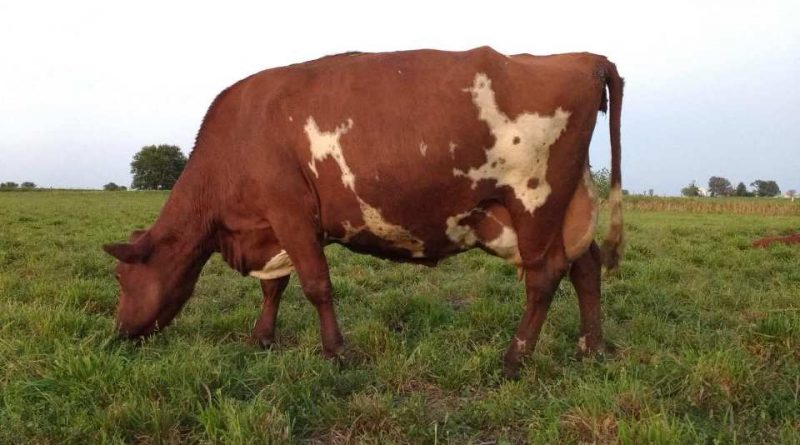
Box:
1;191;798;444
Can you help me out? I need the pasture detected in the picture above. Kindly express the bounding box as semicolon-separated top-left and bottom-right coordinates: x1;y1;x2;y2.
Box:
1;191;798;444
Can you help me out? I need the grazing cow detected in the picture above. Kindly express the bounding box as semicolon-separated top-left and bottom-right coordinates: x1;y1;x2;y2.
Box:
753;233;800;248
104;47;624;378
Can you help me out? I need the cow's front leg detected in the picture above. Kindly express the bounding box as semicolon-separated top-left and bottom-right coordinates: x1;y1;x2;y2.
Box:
252;275;290;349
269;218;344;358
299;267;344;359
503;255;569;379
569;241;607;357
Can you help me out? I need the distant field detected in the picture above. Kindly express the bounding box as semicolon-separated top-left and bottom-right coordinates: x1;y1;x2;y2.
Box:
624;196;800;216
1;191;798;444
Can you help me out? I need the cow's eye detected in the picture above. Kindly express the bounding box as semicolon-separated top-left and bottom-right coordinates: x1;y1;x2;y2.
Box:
115;273;121;280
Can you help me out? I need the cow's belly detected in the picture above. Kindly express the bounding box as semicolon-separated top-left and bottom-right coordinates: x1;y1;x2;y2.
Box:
324;167;597;266
443;202;521;265
326;201;522;268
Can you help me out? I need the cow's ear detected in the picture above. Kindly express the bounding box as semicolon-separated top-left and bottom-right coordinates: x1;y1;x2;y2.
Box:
103;233;154;263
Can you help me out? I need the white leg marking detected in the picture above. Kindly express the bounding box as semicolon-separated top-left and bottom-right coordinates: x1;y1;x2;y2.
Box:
454;73;571;213
578;335;589;353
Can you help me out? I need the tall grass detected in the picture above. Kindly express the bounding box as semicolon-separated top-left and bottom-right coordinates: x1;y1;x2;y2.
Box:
622;196;800;216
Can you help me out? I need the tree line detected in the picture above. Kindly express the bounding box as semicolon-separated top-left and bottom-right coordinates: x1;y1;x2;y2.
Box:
3;144;187;192
682;176;792;198
0;182;37;191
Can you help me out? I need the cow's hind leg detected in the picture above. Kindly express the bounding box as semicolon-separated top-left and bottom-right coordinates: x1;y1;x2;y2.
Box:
503;251;569;379
569;241;607;357
252;276;290;349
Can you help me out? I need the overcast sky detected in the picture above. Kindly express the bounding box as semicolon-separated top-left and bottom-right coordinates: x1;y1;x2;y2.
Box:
1;0;798;195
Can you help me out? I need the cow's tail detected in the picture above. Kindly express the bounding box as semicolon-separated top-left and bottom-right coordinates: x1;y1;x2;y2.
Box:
601;60;624;272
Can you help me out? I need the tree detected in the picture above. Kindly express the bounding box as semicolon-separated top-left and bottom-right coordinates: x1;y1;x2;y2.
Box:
681;181;700;197
708;176;733;197
130;144;187;190
104;182;127;191
750;180;781;197
20;181;36;189
786;189;797;199
0;182;19;191
591;167;610;199
734;182;752;197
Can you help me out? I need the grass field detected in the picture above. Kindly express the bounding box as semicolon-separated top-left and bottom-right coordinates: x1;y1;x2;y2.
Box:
1;191;798;444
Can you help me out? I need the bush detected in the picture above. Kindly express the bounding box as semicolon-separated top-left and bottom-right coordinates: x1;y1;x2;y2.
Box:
103;182;127;191
591;167;610;199
130;144;187;190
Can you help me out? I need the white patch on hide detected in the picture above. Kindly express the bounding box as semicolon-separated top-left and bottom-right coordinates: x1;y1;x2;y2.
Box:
484;225;521;265
249;250;294;280
357;197;425;255
304;116;426;255
445;209;521;266
304;117;355;189
445;211;479;248
454;73;570;213
419;141;428;156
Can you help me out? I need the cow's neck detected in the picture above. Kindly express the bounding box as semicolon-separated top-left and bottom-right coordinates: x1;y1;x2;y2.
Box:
150;158;218;265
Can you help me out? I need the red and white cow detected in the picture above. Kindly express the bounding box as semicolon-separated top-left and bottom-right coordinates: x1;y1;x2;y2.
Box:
104;47;624;377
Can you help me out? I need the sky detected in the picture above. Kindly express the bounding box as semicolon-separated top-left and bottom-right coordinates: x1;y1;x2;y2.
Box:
1;0;798;195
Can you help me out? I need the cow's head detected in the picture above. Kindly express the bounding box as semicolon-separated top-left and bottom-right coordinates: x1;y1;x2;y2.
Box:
103;229;205;338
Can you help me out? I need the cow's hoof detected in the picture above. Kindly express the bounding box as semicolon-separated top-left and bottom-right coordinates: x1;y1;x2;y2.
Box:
251;335;274;350
575;336;614;359
502;352;522;380
502;362;521;380
322;345;348;369
322;344;346;360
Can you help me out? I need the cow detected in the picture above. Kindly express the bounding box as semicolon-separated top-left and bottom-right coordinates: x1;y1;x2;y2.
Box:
103;46;624;378
753;232;800;248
